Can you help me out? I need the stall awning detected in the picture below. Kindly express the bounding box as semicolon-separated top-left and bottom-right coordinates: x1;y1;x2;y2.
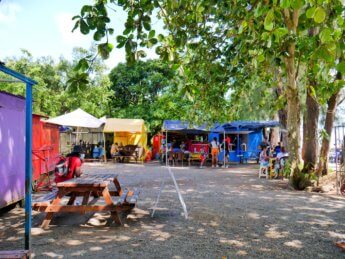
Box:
103;118;145;133
222;121;281;131
162;120;223;133
45;108;104;128
225;130;254;134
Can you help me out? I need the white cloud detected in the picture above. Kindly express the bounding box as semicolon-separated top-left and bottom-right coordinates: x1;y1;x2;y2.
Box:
55;12;91;47
0;2;22;24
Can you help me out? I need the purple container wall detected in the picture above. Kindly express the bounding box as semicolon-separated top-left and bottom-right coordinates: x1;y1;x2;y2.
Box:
0;91;25;208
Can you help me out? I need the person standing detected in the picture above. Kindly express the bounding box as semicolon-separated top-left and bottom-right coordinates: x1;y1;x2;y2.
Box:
210;137;220;168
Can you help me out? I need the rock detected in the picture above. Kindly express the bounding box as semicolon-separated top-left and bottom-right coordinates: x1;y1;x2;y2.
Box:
320;185;332;193
305;186;314;192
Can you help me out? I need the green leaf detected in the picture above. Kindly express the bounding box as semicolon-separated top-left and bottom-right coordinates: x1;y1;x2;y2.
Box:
148;38;158;46
74;58;89;72
72;20;79;32
258;54;265;62
290;0;304;9
136;50;147;58
117;35;127;43
81;5;92;16
280;0;290;8
336;61;345;74
314;7;326;23
143;22;151;31
149;30;155;38
157;34;165;41
319;28;332;43
264;9;275;31
79;19;89;34
93;30;104;41
306;7;316;19
98;43;113;59
123;28;132;35
197;5;205;13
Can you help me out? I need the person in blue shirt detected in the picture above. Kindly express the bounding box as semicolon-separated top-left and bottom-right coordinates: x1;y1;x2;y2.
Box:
92;145;100;158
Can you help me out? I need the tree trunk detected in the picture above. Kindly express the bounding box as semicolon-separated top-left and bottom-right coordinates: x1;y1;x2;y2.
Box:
275;69;288;148
317;90;341;176
302;85;320;172
284;41;301;180
302;27;320;173
281;9;302;182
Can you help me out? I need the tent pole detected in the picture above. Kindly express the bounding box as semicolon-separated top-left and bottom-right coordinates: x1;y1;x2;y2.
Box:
103;132;107;162
223;131;225;167
166;130;168;167
237;133;240;163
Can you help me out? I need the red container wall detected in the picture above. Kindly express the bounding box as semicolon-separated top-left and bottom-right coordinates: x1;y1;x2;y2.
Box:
32;115;60;181
32;115;42;181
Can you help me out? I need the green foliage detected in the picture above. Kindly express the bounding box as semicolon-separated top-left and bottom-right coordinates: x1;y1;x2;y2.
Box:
0;49;112;118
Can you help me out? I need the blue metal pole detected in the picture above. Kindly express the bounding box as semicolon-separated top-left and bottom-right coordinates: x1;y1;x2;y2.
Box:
25;82;33;250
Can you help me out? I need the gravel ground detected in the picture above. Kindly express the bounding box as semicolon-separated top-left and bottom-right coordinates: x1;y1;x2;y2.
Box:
1;162;345;258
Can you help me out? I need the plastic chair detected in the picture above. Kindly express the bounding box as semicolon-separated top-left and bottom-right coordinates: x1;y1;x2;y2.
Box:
259;163;269;179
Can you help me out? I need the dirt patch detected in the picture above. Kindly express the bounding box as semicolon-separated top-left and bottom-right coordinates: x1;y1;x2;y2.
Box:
1;163;345;258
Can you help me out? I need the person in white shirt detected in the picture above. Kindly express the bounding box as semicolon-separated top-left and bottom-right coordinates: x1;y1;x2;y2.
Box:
274;147;288;178
210;137;220;168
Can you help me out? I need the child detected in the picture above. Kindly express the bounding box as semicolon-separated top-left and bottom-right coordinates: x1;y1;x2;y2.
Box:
200;148;207;168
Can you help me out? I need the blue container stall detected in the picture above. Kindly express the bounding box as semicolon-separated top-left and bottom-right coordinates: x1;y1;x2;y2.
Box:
215;121;281;163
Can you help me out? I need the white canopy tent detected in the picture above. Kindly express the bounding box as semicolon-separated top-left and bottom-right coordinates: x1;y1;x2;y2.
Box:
46;109;106;160
45;108;103;128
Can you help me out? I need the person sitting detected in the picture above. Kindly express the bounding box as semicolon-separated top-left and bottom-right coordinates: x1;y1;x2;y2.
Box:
199;148;207;168
111;142;120;157
274;147;289;178
55;145;84;184
259;146;270;175
274;142;282;156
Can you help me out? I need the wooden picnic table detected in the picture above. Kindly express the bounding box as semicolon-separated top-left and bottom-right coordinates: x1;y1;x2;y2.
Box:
32;174;139;229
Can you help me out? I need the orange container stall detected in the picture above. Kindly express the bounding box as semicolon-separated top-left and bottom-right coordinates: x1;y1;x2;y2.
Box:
32;114;60;191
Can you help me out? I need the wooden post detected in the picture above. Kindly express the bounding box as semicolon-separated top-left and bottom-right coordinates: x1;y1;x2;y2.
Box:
103;132;107;162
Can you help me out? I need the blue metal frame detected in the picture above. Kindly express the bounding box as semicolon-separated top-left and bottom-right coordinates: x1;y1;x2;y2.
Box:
0;64;37;250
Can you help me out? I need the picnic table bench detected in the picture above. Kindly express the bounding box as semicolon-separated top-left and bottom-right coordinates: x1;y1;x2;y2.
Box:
32;174;139;229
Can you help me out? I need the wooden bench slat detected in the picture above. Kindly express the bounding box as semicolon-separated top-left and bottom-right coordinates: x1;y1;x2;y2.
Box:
32;190;58;203
126;189;140;204
117;189;129;205
0;250;30;259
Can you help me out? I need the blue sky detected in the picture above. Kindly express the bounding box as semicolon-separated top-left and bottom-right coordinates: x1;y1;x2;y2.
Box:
0;0;158;68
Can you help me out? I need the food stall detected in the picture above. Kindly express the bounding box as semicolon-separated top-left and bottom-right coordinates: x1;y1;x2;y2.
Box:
161;120;222;165
103;118;148;161
220;121;281;163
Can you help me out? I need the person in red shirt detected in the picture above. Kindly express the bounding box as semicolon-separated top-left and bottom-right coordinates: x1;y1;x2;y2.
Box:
55;145;84;184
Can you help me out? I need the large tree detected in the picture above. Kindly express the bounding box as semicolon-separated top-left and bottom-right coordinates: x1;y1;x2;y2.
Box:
73;0;344;186
108;59;192;133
